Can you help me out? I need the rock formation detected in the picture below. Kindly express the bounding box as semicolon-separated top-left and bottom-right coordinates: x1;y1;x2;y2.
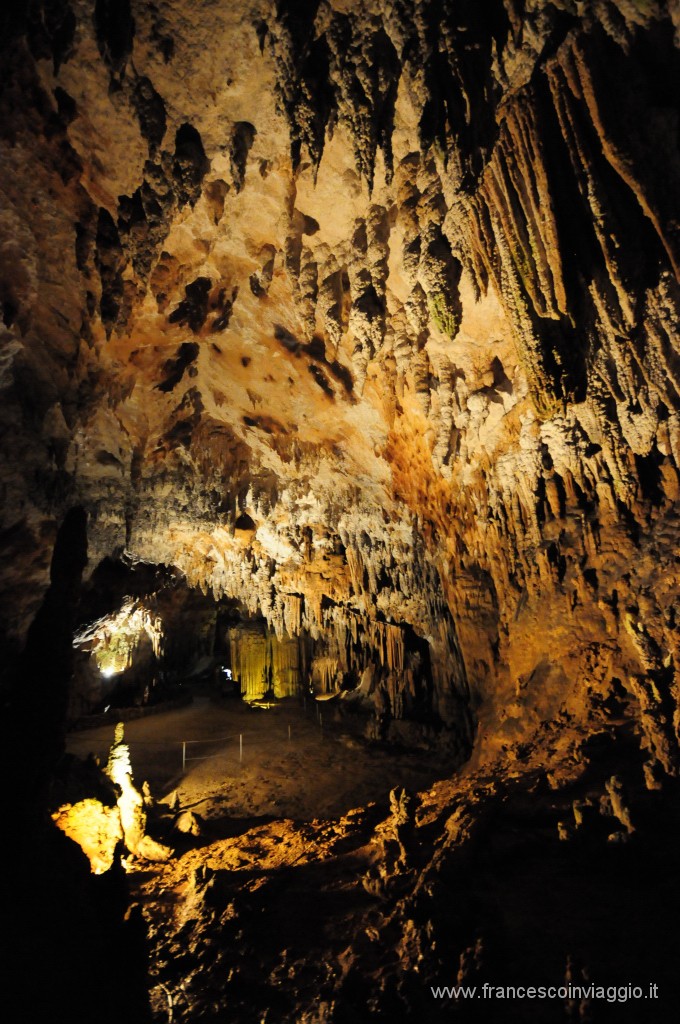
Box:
1;0;680;1021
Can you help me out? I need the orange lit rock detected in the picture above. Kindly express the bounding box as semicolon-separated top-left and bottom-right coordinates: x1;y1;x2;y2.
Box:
52;798;123;875
4;4;680;1021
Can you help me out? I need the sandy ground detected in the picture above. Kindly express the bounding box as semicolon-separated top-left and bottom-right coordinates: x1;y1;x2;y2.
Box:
66;695;453;821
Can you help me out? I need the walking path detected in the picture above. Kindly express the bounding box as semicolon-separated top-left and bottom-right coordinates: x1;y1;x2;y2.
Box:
66;696;449;820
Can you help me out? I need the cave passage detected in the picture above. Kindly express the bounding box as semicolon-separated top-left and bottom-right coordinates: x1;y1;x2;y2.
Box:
2;1;680;1021
67;556;462;745
65;557;463;820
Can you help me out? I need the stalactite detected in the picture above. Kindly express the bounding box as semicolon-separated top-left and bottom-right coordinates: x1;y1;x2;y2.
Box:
74;600;164;675
282;593;303;639
311;656;340;694
229;624;269;701
271;634;302;698
228;622;305;701
369;621;405;672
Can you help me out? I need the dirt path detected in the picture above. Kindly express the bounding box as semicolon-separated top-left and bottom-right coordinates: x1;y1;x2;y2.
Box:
66;696;452;821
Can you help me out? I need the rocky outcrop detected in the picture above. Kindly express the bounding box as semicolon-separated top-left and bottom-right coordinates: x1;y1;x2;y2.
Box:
2;1;680;1019
52;722;172;871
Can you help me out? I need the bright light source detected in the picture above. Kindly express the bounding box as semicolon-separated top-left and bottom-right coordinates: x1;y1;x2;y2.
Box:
75;599;165;677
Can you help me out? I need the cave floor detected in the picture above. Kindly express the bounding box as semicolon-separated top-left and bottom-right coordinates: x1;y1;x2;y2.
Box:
66;695;454;820
66;702;680;1023
132;799;384;1023
67;696;463;1022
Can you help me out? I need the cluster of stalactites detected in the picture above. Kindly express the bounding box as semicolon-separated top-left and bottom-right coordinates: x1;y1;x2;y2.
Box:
74;599;165;675
196;542;416;664
310;656;341;694
228;625;304;702
370;620;405;672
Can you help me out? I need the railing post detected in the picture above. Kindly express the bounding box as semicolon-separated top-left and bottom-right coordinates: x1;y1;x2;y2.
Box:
182;740;186;773
239;733;243;763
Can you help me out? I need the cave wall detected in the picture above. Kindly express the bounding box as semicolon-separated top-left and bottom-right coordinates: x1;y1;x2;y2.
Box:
1;1;679;772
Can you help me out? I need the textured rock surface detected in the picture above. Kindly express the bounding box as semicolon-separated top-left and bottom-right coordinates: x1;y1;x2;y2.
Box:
52;721;172;871
3;0;680;776
2;1;680;1018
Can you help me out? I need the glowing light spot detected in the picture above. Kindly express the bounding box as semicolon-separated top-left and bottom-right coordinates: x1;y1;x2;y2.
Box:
74;599;165;677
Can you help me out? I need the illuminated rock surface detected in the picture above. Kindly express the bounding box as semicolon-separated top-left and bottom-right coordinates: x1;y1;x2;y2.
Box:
1;1;680;1021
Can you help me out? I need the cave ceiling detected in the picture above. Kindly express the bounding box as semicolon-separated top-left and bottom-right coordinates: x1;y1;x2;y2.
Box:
1;0;680;772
